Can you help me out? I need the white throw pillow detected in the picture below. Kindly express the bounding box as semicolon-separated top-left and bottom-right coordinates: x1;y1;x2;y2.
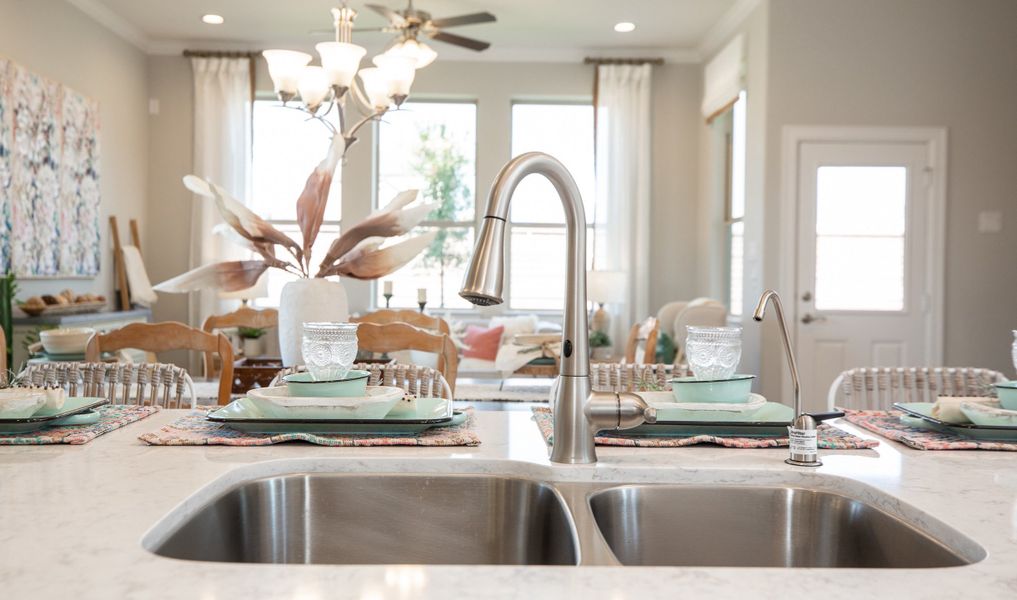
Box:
490;314;538;343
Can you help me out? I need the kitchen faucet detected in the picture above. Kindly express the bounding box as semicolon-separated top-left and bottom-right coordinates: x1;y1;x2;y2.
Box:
460;152;654;464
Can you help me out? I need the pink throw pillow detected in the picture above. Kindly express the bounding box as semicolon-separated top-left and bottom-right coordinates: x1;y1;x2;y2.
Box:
463;325;504;361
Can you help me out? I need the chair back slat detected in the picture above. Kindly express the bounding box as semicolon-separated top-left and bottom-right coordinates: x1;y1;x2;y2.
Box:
16;362;197;409
356;322;458;393
202;306;278;375
589;363;680;392
827;367;1007;411
352;309;451;335
271;362;453;400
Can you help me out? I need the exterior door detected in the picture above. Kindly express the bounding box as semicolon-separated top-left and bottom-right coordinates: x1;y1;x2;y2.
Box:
795;141;936;411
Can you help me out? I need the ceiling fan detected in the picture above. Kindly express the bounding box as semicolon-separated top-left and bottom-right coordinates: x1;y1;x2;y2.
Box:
314;1;496;55
364;1;496;52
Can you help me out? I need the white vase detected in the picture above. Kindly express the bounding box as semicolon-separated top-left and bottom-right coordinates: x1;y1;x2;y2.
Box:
278;278;349;366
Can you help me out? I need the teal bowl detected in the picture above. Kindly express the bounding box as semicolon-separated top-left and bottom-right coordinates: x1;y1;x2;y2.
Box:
283;370;369;398
671;375;756;404
995;381;1017;410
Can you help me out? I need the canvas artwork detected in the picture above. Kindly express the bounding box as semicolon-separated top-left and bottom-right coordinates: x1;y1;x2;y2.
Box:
0;58;101;277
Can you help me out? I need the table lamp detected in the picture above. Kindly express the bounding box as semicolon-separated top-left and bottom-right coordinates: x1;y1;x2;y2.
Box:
586;270;626;334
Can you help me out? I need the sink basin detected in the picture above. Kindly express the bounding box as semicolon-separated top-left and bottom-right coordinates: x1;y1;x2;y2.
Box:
151;474;578;565
589;484;979;568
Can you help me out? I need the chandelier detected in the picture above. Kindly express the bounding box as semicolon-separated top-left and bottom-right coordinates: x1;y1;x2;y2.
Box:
262;4;423;154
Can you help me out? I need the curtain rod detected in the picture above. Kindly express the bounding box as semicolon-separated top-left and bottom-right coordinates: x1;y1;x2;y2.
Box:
182;50;262;58
584;57;664;65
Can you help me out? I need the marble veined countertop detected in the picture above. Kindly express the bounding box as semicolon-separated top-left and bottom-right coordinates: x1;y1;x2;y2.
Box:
2;408;1017;599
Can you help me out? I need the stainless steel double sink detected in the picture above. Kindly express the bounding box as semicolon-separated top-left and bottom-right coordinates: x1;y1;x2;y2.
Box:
149;473;984;568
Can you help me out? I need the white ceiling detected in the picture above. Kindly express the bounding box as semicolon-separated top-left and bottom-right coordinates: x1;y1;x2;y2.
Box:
67;0;754;62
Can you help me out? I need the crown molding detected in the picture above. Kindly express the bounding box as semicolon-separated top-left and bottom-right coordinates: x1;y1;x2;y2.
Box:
64;0;151;51
698;0;763;60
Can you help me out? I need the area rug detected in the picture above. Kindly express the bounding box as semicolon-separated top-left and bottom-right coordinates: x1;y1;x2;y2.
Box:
844;409;1017;451
138;408;480;447
531;407;877;449
0;405;159;445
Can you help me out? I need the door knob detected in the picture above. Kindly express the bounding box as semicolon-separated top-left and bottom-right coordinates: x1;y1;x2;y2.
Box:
801;291;813;302
801;313;826;325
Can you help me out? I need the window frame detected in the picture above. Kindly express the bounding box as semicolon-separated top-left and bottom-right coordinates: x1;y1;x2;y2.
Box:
722;92;747;321
505;99;596;313
370;98;480;311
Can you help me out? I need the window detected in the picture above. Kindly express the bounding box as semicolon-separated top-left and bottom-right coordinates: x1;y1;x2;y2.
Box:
374;101;477;309
251;99;342;305
724;92;747;318
509;102;595;310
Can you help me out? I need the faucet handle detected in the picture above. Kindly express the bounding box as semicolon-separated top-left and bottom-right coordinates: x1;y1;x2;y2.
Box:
585;391;654;431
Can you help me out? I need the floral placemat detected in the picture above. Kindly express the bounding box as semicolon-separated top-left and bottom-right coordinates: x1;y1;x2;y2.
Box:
531;408;877;449
0;405;160;445
138;409;481;447
843;409;1017;451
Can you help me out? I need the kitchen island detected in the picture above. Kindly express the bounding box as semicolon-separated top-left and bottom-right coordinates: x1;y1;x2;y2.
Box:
2;408;1016;599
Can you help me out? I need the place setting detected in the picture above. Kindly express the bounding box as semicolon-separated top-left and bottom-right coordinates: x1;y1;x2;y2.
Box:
534;325;877;450
139;322;480;447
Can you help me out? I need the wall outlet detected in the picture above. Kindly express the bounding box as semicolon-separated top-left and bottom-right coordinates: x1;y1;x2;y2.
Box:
977;210;1002;233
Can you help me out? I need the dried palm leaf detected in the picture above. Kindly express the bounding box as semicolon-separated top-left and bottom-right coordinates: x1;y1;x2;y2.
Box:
153;260;270;294
295;135;343;264
212;224;290;270
326;231;438;280
183;175;302;261
314;190;437;277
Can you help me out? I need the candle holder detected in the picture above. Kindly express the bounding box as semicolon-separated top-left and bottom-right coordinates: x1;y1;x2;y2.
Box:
418;301;427;313
383;293;393;308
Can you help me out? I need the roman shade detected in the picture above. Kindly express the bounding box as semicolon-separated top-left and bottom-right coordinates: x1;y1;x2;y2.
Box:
701;35;744;122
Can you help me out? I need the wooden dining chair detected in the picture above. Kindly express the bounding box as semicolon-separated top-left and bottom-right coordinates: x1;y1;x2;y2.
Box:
17;361;197;409
352;308;451;335
590;362;680;393
85;321;234;405
0;326;7;385
624;317;659;365
355;322;459;393
826;367;1008;411
202;306;278;375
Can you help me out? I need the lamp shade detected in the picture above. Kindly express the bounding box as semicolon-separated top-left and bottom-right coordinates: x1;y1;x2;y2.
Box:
384;38;437;69
586;270;627;304
297;66;331;110
371;54;416;97
316;41;366;88
357;67;391;110
263;49;312;96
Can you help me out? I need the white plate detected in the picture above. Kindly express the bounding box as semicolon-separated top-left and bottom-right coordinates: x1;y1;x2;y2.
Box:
246;385;404;420
651;393;768;422
960;401;1017;427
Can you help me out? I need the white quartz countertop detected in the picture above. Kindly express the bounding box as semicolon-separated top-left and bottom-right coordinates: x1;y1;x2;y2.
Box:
3;408;1017;599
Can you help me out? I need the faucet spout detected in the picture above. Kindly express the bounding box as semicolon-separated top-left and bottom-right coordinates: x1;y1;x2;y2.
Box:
460;152;649;464
752;290;802;418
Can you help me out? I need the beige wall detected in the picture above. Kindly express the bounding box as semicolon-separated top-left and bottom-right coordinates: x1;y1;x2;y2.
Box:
0;0;148;301
147;57;705;327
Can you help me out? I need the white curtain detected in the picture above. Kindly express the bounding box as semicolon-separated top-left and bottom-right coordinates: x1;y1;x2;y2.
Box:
189;57;252;328
595;63;652;350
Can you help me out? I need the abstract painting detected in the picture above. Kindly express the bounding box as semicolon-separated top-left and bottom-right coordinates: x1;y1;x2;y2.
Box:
0;58;101;277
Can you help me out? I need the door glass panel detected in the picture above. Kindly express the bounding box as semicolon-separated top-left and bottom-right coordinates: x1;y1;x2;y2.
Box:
814;166;907;311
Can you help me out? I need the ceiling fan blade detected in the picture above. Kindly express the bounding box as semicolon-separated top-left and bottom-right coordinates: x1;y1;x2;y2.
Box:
365;4;406;27
429;30;491;51
429;12;496;29
309;27;387;35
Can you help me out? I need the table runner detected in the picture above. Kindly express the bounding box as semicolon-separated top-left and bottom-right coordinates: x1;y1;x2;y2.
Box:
531;408;877;449
844;409;1017;451
138;408;481;447
0;405;159;445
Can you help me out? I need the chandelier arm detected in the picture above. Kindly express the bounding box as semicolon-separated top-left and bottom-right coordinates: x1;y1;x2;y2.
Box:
350;76;375;114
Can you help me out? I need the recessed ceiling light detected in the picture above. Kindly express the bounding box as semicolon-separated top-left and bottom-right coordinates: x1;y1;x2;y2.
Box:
614;22;636;33
202;14;225;25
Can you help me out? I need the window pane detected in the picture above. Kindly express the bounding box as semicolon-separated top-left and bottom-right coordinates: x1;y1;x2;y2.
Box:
252;101;340;221
728;221;744;317
510;104;595;224
730;92;746;220
374;227;474;310
509;226;593;310
816;166;906;236
814;166;907;311
815;236;905;311
377;102;476;222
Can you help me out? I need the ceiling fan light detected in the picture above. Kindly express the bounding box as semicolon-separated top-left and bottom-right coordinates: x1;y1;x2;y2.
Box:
297;66;331;111
357;67;392;110
316;41;367;88
385;39;437;69
263;49;312;97
371;54;416;97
